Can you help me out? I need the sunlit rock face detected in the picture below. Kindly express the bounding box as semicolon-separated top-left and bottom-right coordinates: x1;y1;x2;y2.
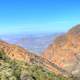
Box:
43;24;80;76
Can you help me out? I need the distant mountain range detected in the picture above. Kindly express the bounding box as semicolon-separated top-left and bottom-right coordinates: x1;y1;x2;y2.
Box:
0;33;62;54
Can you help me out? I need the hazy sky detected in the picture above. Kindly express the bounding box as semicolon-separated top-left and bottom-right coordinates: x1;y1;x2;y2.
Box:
0;0;80;35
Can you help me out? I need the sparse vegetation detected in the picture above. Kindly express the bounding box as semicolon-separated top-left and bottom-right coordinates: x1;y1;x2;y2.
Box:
0;50;72;80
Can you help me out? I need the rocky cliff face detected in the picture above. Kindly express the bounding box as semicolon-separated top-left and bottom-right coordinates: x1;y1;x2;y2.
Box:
43;24;80;77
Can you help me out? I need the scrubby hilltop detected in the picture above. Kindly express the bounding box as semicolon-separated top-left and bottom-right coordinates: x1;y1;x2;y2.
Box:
43;24;80;78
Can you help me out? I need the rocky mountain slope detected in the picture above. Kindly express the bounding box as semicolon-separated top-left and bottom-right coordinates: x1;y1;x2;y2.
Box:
0;40;68;76
0;41;71;80
43;24;80;78
0;40;74;80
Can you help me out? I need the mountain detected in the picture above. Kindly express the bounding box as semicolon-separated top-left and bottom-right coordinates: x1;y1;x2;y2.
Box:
0;50;70;80
0;40;72;80
0;33;61;54
0;41;73;76
0;29;79;79
42;24;80;78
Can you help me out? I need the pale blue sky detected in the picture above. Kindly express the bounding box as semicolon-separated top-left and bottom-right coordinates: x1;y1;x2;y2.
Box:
0;0;80;35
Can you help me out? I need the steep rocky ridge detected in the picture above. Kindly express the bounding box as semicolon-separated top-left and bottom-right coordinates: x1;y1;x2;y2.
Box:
43;24;80;77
